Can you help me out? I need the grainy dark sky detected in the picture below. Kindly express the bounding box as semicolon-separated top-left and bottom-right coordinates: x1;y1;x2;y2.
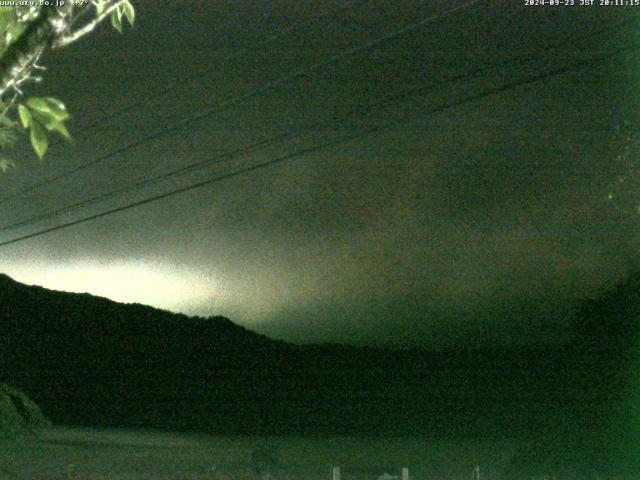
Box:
0;0;639;348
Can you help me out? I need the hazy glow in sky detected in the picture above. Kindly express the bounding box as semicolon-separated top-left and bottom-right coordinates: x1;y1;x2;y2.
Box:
0;3;637;349
2;260;226;314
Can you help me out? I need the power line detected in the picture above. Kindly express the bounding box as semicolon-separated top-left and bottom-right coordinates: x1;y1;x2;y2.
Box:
0;0;483;206
0;44;628;248
0;17;631;233
53;0;369;141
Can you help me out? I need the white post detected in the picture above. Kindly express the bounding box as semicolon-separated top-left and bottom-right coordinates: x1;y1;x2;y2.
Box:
332;466;341;480
401;467;409;480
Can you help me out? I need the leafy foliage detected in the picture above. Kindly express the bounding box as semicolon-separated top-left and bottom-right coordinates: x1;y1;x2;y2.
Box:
0;6;37;57
95;0;134;34
0;383;50;438
17;97;70;158
0;1;135;169
110;0;135;33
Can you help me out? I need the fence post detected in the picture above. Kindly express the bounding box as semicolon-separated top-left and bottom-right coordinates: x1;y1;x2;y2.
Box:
401;467;409;480
332;466;341;480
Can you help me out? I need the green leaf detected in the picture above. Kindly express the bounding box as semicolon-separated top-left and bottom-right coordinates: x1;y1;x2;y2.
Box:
0;7;14;30
45;120;71;141
5;23;24;46
111;9;123;33
43;97;68;116
29;110;58;129
26;97;69;121
30;121;48;159
18;105;31;128
0;157;15;173
93;0;108;15
123;1;135;26
26;97;48;111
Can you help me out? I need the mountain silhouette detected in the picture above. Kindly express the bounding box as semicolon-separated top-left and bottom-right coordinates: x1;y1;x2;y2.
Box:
0;271;638;473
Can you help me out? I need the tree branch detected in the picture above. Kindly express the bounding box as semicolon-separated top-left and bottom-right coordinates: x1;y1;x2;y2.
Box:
0;5;74;100
55;1;125;49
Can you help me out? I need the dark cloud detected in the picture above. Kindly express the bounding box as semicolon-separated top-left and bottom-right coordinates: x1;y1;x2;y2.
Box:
0;1;638;348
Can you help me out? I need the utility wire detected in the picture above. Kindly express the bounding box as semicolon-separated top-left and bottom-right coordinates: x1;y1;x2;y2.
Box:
54;0;369;140
0;44;629;248
0;0;483;206
0;17;632;233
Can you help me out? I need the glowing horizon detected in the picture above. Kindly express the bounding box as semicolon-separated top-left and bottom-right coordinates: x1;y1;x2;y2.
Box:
2;260;228;315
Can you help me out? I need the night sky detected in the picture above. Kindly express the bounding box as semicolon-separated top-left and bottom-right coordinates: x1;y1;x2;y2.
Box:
0;0;638;348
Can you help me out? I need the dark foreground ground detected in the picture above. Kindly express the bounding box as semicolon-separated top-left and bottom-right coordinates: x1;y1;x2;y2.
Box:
2;273;640;477
0;427;519;480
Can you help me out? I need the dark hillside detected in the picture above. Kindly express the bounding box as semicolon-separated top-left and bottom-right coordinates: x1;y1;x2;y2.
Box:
1;271;637;474
567;269;640;473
